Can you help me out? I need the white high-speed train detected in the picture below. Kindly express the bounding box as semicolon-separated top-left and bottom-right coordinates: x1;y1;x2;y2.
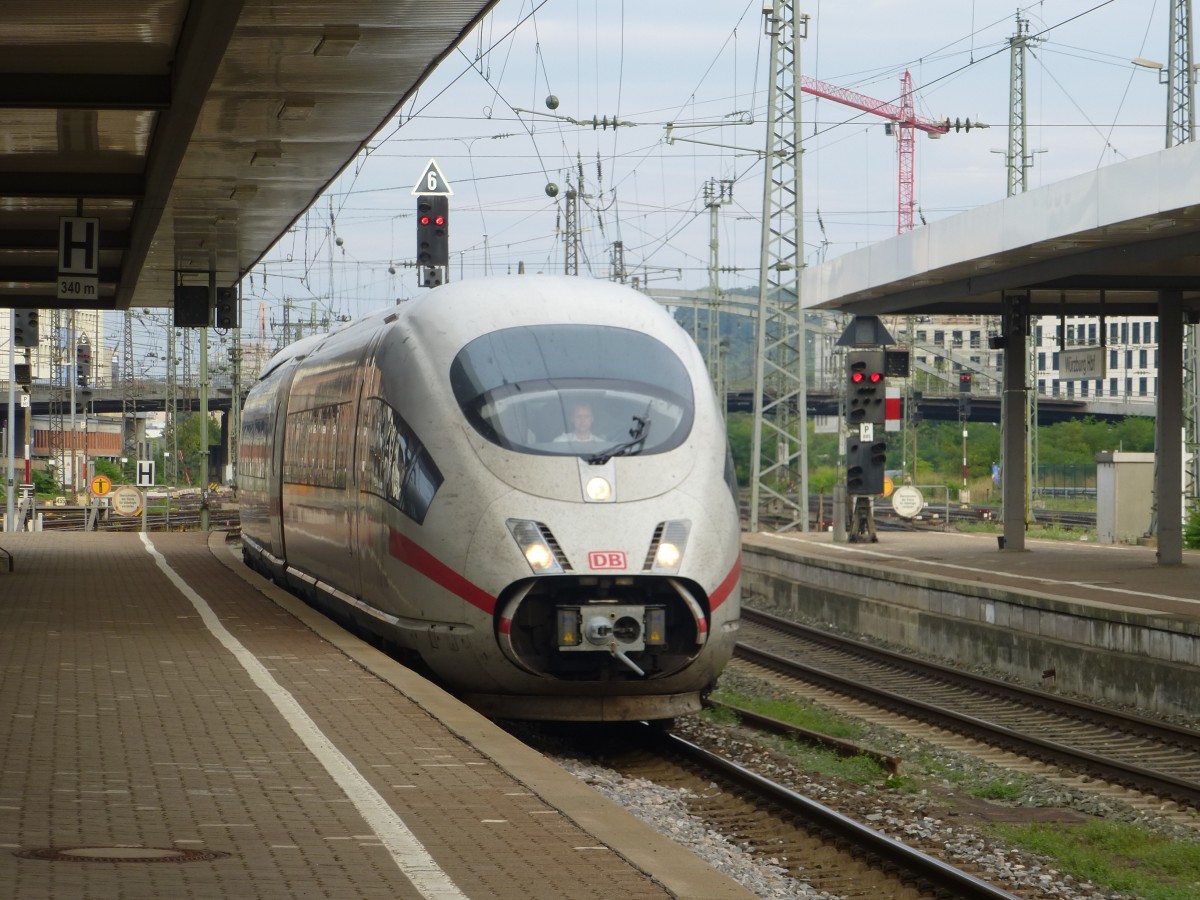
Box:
238;275;741;721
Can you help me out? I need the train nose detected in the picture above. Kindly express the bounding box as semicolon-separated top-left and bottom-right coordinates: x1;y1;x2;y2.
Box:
496;571;709;681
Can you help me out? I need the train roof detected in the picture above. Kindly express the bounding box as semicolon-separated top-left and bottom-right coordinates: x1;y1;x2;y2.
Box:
403;275;695;352
254;276;698;383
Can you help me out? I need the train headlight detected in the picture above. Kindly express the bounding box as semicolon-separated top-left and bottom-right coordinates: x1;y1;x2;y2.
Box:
525;543;555;570
654;541;681;569
649;519;691;574
506;519;564;574
585;476;612;502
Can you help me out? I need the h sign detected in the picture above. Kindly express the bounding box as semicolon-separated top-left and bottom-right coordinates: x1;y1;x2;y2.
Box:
136;460;156;488
59;217;100;275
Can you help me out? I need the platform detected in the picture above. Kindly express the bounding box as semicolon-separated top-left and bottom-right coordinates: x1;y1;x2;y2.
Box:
742;529;1200;718
749;528;1200;620
0;531;755;900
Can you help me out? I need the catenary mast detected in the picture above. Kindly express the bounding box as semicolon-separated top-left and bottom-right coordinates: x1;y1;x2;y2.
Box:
749;0;808;533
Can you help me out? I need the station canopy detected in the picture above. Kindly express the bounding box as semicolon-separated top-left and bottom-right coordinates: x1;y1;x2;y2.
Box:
802;140;1200;320
0;0;495;313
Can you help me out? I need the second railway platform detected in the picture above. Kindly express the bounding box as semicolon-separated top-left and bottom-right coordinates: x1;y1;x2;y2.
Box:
742;528;1200;718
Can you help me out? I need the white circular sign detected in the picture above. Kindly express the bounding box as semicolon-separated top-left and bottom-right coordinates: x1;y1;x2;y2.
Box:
110;485;143;517
891;485;925;519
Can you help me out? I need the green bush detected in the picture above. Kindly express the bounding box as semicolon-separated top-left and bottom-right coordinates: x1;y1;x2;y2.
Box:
32;469;58;495
1185;503;1200;550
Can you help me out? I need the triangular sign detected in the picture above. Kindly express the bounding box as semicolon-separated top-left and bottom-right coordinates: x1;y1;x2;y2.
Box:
835;315;895;347
411;159;454;196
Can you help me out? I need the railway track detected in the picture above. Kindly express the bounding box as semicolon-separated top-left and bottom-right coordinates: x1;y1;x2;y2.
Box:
877;505;1097;531
746;496;1096;534
537;722;1023;899
738;607;1200;811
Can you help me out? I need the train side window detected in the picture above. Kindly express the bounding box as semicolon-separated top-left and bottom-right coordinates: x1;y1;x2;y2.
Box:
282;402;350;489
361;397;443;524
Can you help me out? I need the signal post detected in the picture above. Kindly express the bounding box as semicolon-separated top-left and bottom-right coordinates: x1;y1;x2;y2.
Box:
413;159;451;288
845;349;888;542
836;316;902;543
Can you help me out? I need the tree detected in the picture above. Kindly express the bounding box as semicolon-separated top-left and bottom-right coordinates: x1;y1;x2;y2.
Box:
159;411;220;487
93;458;124;484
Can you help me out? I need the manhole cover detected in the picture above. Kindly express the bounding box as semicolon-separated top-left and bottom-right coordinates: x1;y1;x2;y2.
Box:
15;846;229;863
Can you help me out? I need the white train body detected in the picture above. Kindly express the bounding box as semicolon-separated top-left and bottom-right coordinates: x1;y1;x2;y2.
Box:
239;275;741;720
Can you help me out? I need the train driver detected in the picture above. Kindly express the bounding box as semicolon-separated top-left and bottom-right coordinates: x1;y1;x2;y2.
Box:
554;402;605;444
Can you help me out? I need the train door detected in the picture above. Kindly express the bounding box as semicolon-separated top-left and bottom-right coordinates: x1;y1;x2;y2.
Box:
349;330;386;603
266;358;302;566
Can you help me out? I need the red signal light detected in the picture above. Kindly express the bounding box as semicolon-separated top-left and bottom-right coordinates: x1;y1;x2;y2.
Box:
851;372;864;384
434;215;445;226
419;215;431;226
868;371;882;383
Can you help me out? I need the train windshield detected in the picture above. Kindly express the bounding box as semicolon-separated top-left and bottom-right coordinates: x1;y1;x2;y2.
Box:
450;324;695;457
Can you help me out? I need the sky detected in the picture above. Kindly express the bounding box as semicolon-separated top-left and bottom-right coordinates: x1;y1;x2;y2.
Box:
233;0;1177;342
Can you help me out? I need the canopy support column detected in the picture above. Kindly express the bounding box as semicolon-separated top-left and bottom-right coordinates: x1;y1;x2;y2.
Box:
1156;290;1184;565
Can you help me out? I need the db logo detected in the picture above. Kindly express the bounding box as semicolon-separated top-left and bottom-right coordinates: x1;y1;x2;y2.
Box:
587;551;627;570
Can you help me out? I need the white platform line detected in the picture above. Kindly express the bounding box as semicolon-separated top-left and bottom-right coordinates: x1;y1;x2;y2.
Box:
139;534;467;899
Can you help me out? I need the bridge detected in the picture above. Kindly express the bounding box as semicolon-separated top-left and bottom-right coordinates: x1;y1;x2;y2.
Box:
648;289;1158;421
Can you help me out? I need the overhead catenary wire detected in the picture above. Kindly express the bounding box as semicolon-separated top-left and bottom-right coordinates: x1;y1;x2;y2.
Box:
233;0;1150;339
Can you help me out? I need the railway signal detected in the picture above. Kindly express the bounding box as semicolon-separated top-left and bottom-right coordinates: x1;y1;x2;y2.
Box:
416;195;449;288
13;308;38;347
214;286;239;329
76;339;91;387
846;349;886;425
846;430;887;496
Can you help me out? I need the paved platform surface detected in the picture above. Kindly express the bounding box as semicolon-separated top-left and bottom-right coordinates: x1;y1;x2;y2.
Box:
745;528;1200;621
0;530;755;900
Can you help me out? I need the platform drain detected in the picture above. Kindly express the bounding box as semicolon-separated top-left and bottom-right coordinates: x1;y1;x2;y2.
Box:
15;846;229;863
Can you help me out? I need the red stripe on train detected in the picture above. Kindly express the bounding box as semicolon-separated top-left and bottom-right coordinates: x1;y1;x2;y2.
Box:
708;554;741;611
388;529;497;615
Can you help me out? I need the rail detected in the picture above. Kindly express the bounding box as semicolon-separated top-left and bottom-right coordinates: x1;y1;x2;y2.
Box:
738;608;1200;809
657;729;1022;900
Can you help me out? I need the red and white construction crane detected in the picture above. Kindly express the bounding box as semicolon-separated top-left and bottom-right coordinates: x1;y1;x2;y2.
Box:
802;70;979;233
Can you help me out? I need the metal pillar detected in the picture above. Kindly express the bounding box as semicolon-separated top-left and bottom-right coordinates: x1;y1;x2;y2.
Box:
705;178;733;410
1004;14;1042;526
201;273;212;531
1157;292;1185;564
5;310;13;530
228;282;243;492
68;312;77;493
1001;295;1028;552
1168;0;1196;146
1161;1;1199;524
47;310;65;489
611;240;626;284
1171;0;1200;511
166;324;177;484
122;310;136;458
1004;16;1039;196
563;188;579;276
749;0;808;533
